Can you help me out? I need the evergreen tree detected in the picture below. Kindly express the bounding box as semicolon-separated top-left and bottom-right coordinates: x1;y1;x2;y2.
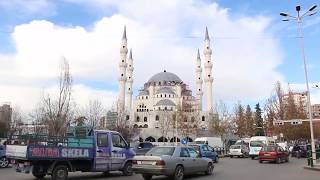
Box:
235;103;246;138
245;105;255;137
254;103;264;136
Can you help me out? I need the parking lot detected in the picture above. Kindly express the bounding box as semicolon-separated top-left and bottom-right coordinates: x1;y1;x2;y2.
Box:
0;157;319;180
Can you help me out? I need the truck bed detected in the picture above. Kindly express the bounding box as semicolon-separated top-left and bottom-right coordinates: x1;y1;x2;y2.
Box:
6;132;94;160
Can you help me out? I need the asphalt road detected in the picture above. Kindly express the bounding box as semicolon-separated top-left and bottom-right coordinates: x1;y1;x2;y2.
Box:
0;157;318;180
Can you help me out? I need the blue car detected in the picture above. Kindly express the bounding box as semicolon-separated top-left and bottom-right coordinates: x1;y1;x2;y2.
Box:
191;144;219;163
0;145;9;168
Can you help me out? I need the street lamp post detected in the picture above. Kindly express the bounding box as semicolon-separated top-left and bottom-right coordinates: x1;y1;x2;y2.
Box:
280;5;317;165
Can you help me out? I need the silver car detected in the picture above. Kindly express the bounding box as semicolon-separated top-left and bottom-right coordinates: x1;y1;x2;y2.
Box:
132;146;214;180
229;144;249;158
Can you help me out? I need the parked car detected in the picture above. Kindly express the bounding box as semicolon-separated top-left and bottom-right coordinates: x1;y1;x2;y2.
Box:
134;142;154;156
229;144;249;158
0;144;9;168
259;145;289;164
132;146;214;180
190;144;219;163
291;144;311;158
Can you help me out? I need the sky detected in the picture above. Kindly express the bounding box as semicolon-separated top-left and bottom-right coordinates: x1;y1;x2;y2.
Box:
0;0;319;114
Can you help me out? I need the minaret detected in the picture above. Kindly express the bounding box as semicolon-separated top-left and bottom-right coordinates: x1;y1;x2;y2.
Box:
195;49;203;111
203;27;213;112
118;26;128;112
126;49;134;110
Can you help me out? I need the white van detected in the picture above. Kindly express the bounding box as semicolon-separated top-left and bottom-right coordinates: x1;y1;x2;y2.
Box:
249;136;275;159
195;137;223;148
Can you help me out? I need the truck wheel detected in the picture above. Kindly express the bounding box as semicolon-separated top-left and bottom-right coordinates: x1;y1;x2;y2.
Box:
52;165;68;180
142;174;153;180
32;171;46;179
0;157;9;168
32;166;46;179
122;161;133;176
205;163;213;175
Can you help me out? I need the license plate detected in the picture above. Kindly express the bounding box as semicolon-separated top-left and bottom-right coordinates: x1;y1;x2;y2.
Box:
141;161;155;165
264;154;271;156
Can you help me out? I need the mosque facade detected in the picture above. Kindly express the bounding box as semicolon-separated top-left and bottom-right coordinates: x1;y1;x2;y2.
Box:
116;27;215;142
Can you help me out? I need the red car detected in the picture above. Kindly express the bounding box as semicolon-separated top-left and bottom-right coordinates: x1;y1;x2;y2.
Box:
259;145;289;164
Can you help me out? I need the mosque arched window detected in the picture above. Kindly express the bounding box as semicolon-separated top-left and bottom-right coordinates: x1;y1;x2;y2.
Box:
184;117;187;122
202;116;205;121
137;116;140;122
144;117;148;122
133;124;138;128
165;94;167;97
143;124;148;128
126;115;130;121
160;94;162;98
164;107;167;110
155;115;159;121
146;96;148;99
191;117;195;122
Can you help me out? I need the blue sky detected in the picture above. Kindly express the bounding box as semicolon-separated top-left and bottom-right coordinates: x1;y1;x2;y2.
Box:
0;0;319;111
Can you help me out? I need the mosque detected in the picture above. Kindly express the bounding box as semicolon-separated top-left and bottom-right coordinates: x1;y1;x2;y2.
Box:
116;26;215;142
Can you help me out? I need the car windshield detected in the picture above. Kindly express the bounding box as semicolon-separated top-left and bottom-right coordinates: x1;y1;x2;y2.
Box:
262;146;276;152
230;145;241;149
146;147;175;156
250;141;264;147
191;145;200;152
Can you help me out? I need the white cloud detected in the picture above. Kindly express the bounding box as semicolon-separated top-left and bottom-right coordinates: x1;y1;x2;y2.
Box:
0;0;286;112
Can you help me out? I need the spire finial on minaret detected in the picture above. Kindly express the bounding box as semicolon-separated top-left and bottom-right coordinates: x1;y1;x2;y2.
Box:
129;48;132;59
197;48;200;59
205;26;210;41
122;26;127;39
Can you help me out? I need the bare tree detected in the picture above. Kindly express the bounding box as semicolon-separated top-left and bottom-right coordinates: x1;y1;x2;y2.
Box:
30;58;73;136
9;106;24;136
81;99;106;128
111;101;140;142
157;110;173;141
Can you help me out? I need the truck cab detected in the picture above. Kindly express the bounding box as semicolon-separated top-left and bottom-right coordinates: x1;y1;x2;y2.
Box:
6;127;135;180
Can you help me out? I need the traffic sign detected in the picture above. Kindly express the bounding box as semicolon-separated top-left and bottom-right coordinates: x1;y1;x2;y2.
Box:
181;138;188;145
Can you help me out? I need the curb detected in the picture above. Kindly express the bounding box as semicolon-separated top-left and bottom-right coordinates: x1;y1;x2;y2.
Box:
303;166;320;171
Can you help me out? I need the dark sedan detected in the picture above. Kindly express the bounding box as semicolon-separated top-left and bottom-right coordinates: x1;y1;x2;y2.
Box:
134;142;154;156
259;145;289;164
190;144;219;163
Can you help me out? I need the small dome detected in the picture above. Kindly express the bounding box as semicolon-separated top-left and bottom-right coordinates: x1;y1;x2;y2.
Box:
154;99;176;106
147;71;182;84
156;87;175;94
139;90;149;96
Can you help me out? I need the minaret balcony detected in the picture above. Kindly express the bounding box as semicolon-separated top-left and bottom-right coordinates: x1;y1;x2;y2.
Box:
120;48;128;53
119;62;127;67
118;76;127;81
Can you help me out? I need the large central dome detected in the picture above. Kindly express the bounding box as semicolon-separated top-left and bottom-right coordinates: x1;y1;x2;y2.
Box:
147;71;182;84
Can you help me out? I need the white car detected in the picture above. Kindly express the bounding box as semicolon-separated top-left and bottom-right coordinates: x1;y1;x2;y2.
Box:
229;145;249;158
